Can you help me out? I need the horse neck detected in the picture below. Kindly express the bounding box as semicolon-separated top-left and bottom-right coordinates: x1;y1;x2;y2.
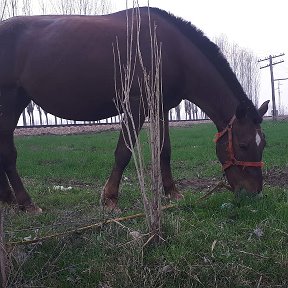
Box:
182;52;241;131
194;85;239;131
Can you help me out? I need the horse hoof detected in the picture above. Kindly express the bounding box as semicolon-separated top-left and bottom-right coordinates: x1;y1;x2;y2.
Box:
100;198;121;214
102;202;122;214
105;206;122;214
23;203;43;214
167;192;184;201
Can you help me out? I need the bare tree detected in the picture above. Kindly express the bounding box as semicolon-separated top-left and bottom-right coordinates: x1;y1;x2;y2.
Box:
192;103;198;120
174;105;181;121
22;0;31;16
169;109;173;121
50;0;111;15
27;102;35;126
36;105;43;125
43;110;49;125
215;35;260;107
184;100;192;120
38;0;48;14
7;0;17;17
0;0;8;20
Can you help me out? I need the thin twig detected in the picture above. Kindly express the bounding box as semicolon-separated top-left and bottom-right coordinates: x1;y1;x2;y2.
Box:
7;180;225;248
256;275;263;288
7;212;145;247
194;181;232;204
0;205;8;287
237;250;270;259
271;227;288;237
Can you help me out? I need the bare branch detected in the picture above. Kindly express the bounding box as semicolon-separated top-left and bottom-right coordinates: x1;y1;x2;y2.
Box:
113;6;164;240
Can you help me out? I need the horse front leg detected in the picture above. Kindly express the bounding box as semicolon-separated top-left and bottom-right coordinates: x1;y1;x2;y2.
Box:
101;109;145;210
0;165;15;204
0;132;42;213
161;112;183;200
0;86;41;213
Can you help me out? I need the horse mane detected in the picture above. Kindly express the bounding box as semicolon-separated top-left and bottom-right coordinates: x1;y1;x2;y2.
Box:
149;7;261;123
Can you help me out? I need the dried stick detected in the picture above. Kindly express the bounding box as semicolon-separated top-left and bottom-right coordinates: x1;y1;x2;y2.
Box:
0;205;8;287
113;4;164;241
7;180;231;248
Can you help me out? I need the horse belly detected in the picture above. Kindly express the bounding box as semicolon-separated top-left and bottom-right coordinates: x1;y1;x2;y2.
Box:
30;87;119;121
21;56;120;121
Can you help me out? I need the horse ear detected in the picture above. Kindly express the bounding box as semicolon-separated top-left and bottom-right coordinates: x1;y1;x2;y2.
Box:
235;103;247;120
258;100;270;118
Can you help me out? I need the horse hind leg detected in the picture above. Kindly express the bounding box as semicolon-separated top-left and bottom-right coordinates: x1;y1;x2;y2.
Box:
160;111;183;200
101;107;183;210
101;103;146;211
0;86;41;213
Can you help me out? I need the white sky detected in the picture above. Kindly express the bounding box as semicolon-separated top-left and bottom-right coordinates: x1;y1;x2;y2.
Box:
113;0;288;114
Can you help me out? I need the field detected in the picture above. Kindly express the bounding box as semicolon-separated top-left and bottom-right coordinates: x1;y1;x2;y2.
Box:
3;120;288;287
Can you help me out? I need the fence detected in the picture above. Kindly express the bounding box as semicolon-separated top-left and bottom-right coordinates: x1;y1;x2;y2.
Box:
17;100;209;127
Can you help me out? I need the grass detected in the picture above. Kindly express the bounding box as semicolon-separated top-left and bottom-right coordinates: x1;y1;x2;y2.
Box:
3;120;288;287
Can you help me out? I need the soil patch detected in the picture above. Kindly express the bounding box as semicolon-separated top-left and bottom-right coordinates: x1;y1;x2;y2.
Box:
176;167;288;192
264;167;288;188
14;120;210;137
176;177;220;192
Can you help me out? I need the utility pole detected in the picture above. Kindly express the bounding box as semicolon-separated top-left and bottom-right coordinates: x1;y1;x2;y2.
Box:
259;53;285;120
276;81;283;114
275;77;288;116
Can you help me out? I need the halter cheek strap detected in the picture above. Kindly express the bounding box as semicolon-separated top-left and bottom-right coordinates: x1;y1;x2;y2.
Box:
214;116;264;171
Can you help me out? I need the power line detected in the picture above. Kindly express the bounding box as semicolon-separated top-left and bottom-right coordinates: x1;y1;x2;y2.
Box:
259;53;285;120
274;78;288;81
258;53;285;63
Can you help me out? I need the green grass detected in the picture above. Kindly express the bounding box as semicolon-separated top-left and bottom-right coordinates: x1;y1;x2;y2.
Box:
3;120;288;287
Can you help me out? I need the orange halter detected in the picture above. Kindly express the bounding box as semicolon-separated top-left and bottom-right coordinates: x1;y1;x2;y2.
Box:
214;116;264;171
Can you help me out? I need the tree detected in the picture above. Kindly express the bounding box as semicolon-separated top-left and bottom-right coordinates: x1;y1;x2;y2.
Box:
184;100;192;120
6;0;17;17
174;104;181;121
50;0;111;15
22;0;31;15
27;102;35;126
215;35;260;107
0;0;7;20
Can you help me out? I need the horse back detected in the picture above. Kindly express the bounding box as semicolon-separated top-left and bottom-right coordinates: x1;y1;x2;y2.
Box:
0;8;187;119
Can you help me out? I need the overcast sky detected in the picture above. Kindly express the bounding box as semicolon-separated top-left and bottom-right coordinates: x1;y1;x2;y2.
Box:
112;0;288;113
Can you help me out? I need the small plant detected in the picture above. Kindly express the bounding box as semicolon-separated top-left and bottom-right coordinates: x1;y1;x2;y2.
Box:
113;4;164;241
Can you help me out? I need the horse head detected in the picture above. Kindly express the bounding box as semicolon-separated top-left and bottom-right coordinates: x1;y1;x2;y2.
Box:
215;100;269;196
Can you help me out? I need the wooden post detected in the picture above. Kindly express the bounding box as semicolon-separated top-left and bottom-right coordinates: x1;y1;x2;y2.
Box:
269;56;277;120
259;53;285;120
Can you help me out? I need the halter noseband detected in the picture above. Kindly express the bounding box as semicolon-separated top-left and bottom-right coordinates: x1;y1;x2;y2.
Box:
214;116;264;171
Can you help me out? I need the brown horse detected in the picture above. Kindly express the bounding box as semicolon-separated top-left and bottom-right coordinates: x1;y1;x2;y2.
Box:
0;7;268;212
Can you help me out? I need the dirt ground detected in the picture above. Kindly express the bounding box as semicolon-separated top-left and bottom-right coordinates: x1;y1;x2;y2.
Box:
14;120;210;137
263;167;288;188
175;167;288;193
14;123;122;136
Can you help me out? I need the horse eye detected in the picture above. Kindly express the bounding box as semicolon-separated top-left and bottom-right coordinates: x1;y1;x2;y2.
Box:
239;142;249;150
